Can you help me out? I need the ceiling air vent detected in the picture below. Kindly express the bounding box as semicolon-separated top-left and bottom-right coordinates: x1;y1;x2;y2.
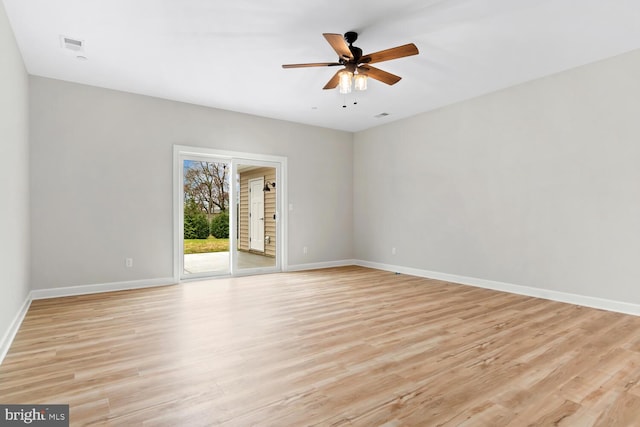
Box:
374;112;390;118
60;36;84;52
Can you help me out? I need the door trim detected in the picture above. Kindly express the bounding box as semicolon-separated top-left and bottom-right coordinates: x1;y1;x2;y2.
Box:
173;145;288;283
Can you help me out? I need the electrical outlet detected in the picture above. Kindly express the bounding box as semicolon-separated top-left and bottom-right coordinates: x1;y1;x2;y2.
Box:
303;246;308;255
391;247;397;255
125;258;133;268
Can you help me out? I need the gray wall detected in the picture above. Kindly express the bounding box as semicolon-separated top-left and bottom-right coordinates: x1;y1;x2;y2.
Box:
0;1;30;341
29;77;353;290
354;48;640;304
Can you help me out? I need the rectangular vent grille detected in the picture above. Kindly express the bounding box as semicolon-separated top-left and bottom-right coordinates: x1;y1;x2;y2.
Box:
60;36;84;52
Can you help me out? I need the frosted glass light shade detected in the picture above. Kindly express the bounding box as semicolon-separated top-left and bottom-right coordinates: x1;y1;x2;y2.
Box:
354;73;368;91
338;71;353;94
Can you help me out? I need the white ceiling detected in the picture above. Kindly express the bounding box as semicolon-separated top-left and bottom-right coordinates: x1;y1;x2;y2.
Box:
4;0;640;132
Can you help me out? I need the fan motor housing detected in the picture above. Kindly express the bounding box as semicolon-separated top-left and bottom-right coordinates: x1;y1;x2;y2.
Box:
343;32;362;62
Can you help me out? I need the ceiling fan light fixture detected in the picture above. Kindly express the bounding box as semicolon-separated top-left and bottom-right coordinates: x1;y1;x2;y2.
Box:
282;32;419;93
354;73;368;91
338;70;353;94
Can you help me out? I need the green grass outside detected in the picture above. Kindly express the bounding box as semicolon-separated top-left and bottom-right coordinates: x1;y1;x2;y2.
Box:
184;236;229;254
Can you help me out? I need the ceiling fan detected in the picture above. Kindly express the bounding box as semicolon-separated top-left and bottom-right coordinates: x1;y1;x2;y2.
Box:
282;32;419;93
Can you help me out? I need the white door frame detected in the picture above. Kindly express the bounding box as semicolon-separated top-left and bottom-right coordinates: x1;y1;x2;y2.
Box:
248;177;265;252
173;145;288;282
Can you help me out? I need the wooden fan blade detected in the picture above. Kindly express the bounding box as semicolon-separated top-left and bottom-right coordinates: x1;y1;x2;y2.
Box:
360;43;419;64
323;33;353;60
282;62;342;69
358;65;401;85
323;70;343;90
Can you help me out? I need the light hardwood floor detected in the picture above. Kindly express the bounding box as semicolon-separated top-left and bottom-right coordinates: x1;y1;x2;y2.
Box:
2;266;640;426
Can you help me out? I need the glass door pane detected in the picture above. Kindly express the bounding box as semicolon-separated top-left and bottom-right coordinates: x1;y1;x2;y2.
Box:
181;158;231;278
234;163;278;273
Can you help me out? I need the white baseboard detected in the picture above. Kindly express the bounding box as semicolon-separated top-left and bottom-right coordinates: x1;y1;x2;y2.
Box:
286;259;357;272
0;293;32;365
31;277;176;300
355;260;640;317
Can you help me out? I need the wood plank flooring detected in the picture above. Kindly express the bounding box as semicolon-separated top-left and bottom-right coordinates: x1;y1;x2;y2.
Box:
2;266;640;426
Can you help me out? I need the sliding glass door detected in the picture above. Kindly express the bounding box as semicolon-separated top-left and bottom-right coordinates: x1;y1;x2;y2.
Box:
174;146;286;280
